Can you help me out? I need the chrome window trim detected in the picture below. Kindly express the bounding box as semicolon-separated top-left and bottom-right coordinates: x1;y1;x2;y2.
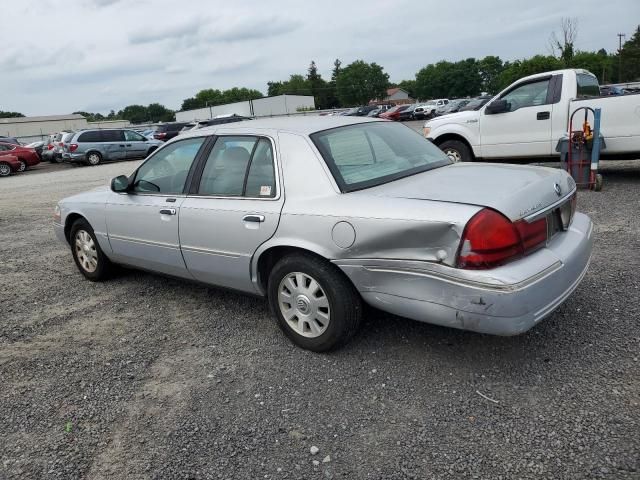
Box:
189;134;282;201
523;188;576;222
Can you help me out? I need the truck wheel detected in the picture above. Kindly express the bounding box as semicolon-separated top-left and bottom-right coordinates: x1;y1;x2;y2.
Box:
439;140;473;163
268;253;362;352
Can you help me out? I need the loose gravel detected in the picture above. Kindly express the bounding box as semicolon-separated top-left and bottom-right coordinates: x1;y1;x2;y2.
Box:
0;158;638;479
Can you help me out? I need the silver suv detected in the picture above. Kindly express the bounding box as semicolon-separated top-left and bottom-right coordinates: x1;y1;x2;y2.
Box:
62;129;163;166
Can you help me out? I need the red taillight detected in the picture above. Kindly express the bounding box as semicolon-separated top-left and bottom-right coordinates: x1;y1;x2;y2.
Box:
515;217;547;252
69;143;78;152
154;132;166;139
456;208;548;270
47;144;54;150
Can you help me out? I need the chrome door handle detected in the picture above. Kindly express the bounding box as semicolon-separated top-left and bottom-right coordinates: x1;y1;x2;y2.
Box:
243;214;265;223
159;208;176;215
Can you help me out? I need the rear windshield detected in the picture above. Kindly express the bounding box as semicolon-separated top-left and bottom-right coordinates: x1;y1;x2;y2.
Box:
576;73;601;98
62;132;75;142
311;122;450;192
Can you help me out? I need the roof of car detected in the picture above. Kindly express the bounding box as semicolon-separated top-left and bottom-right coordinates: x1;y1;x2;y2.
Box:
184;116;384;137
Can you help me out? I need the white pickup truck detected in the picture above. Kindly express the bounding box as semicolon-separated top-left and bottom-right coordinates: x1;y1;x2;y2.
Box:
423;69;640;162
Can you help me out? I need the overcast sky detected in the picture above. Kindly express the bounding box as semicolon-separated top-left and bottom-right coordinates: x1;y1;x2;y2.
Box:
2;0;639;116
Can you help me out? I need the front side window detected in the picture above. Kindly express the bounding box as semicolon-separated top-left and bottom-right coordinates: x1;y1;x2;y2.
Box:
124;130;145;142
133;137;205;194
501;79;550;111
311;122;450;192
197;136;276;198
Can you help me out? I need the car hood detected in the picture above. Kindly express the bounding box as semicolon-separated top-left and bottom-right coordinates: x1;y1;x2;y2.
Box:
357;163;575;221
426;110;479;126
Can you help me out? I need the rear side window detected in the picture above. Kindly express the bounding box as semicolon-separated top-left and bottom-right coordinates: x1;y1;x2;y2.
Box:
576;73;600;98
101;130;125;142
77;131;101;142
197;136;276;198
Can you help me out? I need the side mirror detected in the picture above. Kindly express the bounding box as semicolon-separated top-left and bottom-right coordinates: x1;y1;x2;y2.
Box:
485;99;509;114
111;175;130;193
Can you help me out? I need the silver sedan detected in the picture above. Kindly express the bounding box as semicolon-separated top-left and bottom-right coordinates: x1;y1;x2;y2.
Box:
54;117;593;351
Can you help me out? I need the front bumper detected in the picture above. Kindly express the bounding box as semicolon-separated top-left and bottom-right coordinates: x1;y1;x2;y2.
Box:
335;212;594;336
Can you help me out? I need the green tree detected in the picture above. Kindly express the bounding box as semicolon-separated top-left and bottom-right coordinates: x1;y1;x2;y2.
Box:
267;81;283;96
478;56;504;93
117;105;149;124
0;110;25;118
497;55;563;90
181;87;263;111
415;59;482;99
549;17;578;66
278;74;312;95
336;60;389;106
619;25;640;82
307;60;330;109
570;50;615;83
146;103;175;122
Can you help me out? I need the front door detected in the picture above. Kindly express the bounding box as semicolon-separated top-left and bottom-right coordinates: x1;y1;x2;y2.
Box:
479;77;554;158
123;130;150;159
179;135;283;292
105;136;207;277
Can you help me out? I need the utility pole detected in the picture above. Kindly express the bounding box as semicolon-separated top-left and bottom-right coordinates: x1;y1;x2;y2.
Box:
617;33;626;83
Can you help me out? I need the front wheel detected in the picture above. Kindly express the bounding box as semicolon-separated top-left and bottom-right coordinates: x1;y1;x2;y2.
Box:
438;139;473;163
70;219;113;281
268;253;362;352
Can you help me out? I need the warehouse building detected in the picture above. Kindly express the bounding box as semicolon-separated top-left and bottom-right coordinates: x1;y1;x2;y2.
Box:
176;94;315;122
0;114;130;142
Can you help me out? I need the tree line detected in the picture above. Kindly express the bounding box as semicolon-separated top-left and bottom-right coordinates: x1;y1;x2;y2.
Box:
3;23;639;122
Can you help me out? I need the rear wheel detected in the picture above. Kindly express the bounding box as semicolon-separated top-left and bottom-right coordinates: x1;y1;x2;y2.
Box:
86;152;102;166
439;139;473;163
17;159;27;172
268;253;362;352
0;162;11;177
69;219;113;281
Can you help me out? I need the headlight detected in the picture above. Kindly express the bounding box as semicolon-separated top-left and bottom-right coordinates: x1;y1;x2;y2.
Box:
423;126;431;137
53;205;61;222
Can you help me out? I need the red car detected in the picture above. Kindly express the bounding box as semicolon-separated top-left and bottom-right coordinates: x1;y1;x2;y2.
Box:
0;142;41;171
379;105;410;121
0;155;22;177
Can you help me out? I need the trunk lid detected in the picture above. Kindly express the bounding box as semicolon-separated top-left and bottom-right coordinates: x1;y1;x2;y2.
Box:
357;163;575;221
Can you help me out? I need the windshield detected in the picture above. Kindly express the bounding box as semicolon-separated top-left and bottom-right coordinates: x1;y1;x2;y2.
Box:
310;122;451;192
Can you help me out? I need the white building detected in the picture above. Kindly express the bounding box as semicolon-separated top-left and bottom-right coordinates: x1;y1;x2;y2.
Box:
175;94;316;122
0;114;130;142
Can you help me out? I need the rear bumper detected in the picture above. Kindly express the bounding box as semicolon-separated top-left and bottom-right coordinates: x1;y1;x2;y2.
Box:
335;212;594;336
62;153;86;162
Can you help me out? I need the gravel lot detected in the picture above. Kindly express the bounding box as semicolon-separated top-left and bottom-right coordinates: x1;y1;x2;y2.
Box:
0;155;639;479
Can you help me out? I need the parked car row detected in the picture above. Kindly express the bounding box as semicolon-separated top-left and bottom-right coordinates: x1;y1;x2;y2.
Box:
0;141;41;177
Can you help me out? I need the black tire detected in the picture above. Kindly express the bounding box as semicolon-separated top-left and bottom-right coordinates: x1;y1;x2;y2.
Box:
146;147;157;157
17;159;27;172
69;218;113;281
267;253;362;352
85;152;102;166
0;162;12;177
438;139;473;163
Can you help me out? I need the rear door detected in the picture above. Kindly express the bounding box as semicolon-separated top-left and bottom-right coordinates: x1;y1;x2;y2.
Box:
101;130;127;160
179;135;283;292
124;130;150;159
479;76;557;158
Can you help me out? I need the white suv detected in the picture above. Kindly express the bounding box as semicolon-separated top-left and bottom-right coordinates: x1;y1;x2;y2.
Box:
413;99;449;119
